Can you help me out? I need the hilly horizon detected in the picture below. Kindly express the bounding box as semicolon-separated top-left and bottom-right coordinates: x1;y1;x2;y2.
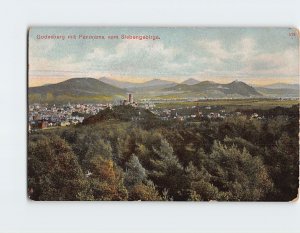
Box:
259;83;299;90
28;77;299;102
181;78;200;85
165;80;262;97
29;78;127;103
98;77;137;89
256;87;300;98
99;77;177;90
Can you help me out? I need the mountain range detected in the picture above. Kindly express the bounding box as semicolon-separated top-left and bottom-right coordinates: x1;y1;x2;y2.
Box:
28;77;299;103
165;80;262;97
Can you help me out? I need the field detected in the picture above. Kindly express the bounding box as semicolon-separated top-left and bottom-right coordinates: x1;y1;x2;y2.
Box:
155;98;299;110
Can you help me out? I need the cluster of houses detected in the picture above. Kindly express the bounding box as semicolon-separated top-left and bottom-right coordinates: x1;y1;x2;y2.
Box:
152;107;204;121
29;94;265;131
28;103;112;131
153;105;263;122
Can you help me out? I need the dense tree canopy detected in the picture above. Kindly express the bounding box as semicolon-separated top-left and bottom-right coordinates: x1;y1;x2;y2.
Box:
28;105;299;201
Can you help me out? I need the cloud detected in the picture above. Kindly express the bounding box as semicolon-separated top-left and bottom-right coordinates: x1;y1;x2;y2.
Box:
86;48;107;60
196;37;257;62
244;48;299;76
29;38;55;58
195;37;298;77
83;40;181;76
30;56;77;71
237;38;256;59
29;31;298;83
197;39;231;61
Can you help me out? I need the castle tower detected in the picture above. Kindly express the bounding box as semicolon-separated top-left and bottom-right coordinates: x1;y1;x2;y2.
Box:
128;93;133;103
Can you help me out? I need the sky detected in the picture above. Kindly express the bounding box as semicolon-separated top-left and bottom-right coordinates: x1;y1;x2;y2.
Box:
28;27;299;87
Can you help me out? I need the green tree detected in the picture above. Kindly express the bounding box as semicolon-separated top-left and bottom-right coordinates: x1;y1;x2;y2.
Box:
207;141;273;201
28;135;92;201
88;157;128;200
124;155;147;187
149;138;187;200
265;133;299;201
185;162;219;201
128;181;162;201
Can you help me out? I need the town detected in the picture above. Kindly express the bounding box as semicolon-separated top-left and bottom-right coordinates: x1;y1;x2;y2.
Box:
28;93;273;131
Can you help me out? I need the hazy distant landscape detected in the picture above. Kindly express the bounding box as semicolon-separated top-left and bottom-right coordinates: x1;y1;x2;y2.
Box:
28;77;299;104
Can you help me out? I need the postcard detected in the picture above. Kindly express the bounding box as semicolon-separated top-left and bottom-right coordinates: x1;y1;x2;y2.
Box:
27;27;299;201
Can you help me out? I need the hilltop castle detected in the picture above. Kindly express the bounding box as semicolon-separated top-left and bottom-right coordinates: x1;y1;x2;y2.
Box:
121;93;138;107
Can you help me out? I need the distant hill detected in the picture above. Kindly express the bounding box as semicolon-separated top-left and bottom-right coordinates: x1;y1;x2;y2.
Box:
99;77;137;89
139;79;177;87
165;80;262;97
222;80;262;96
256;87;299;98
28;78;127;103
260;83;299;90
181;78;200;85
99;77;177;91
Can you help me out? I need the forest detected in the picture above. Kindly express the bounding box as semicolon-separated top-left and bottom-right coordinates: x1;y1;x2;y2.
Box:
28;104;299;201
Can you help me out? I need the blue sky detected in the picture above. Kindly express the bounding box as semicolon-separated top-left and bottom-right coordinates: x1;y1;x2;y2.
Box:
29;27;299;86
